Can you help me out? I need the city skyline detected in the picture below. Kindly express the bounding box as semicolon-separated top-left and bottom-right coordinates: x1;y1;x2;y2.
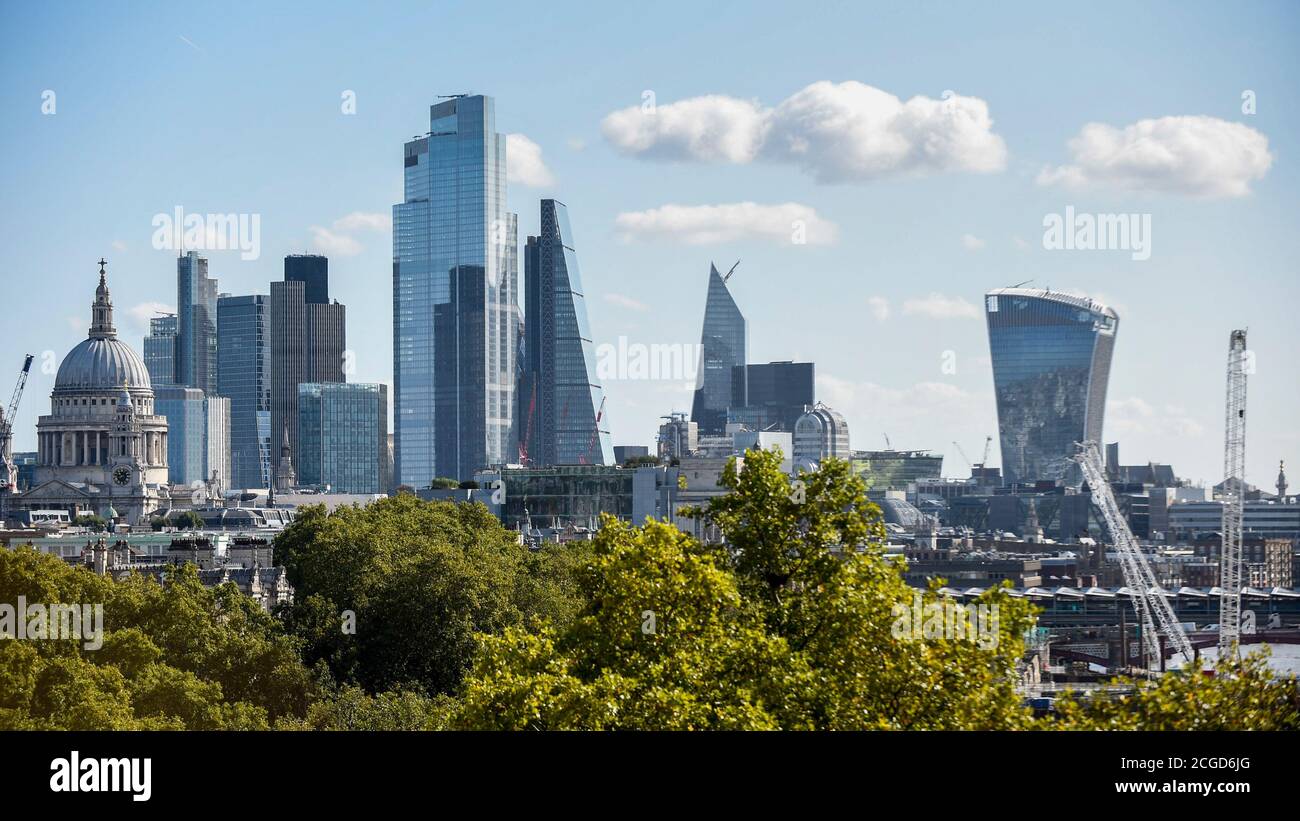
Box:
2;1;1297;489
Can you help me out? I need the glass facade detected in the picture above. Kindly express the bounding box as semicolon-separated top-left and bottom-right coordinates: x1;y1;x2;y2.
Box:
394;95;518;484
297;382;389;494
177;252;218;397
156;386;206;486
143;314;178;387
850;450;945;489
691;263;746;435
729;360;814;432
494;465;635;531
521;200;612;466
985;288;1118;487
217;294;271;489
284;254;329;305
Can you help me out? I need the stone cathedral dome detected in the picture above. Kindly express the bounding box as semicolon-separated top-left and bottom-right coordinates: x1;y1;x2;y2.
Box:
53;260;152;393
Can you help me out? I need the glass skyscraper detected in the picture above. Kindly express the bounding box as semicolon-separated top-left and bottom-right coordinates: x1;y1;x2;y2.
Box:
284;254;329;305
394;94;518;484
985;287;1118;487
691;263;747;435
177;251;218;397
729;360;815;432
297;382;390;494
520;200;612;467
218;294;272;489
156;386;229;491
143;314;179;387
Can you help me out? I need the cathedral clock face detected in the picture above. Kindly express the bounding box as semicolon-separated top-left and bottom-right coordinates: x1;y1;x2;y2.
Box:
113;466;132;486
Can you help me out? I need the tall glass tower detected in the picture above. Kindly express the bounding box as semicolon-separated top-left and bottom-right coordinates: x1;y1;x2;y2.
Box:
143;314;179;387
177;251;218;397
984;287;1118;487
393;94;518;484
690;263;746;435
520;200;612;466
218;294;271;489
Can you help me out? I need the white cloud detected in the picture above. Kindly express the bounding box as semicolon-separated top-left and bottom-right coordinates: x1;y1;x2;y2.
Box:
961;233;985;251
601;82;1008;183
128;301;176;331
603;293;650;312
1107;396;1206;438
602;94;767;163
310;226;362;256
818;375;996;471
901;293;980;320
309;211;389;256
867;296;890;321
111;240;127;252
567;137;587;152
332;211;391;232
506;133;555;187
614;202;837;246
1037;115;1272;198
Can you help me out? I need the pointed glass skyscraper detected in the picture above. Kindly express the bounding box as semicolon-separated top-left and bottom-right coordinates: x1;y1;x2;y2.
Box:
394;95;519;483
519;200;612;466
690;263;746;435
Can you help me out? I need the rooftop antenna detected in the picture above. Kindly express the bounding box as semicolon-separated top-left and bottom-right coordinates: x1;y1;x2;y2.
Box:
723;260;741;282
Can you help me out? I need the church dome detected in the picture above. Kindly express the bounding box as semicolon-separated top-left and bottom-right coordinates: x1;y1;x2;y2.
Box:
55;337;151;392
53;259;152;393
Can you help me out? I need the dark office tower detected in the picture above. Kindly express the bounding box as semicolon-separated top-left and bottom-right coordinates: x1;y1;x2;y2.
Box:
519;200;612;467
729;361;815;432
690;262;746;435
143;314;179;387
284;254;329;305
985;287;1118;488
393;94;518;483
177;251;218;396
218;294;272;489
271;261;346;471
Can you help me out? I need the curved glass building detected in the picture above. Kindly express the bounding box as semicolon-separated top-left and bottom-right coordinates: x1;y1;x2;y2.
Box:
984;288;1118;487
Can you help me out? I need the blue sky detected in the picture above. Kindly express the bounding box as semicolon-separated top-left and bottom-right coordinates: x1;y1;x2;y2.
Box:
1;0;1296;488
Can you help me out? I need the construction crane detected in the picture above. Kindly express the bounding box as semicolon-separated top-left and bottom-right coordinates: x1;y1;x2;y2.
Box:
1075;441;1194;670
952;441;972;470
722;260;740;282
578;396;608;465
1220;330;1249;659
0;355;36;519
979;435;993;469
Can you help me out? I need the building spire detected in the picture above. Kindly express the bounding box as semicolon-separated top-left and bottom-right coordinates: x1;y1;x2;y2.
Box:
90;258;116;339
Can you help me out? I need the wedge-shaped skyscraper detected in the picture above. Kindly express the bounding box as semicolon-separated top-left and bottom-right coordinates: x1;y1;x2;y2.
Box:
519;200;611;466
985;287;1118;487
690;263;746;435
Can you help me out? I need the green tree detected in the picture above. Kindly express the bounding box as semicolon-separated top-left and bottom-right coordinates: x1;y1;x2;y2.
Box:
1053;652;1300;730
173;511;203;530
0;546;313;729
275;495;587;697
457;449;1039;729
74;515;107;533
